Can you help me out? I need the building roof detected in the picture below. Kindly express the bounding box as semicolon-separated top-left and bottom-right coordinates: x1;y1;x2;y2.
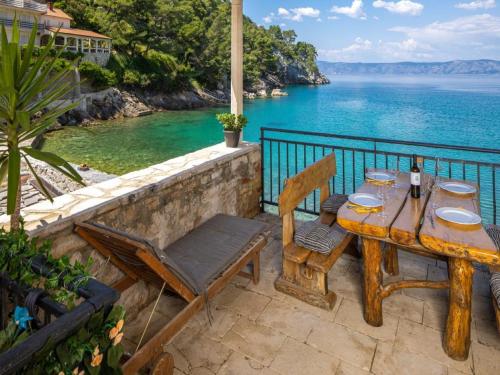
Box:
48;27;112;40
45;7;73;20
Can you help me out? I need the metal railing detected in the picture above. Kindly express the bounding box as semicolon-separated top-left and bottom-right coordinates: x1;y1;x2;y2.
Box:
260;127;500;224
0;0;47;12
0;17;45;29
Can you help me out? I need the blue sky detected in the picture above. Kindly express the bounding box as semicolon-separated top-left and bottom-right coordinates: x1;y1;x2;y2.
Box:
244;1;500;62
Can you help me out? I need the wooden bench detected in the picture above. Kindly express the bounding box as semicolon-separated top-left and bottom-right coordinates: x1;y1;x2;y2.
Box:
76;214;268;374
274;153;355;310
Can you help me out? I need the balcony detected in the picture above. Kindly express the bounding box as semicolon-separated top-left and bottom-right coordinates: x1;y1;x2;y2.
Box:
1;140;498;374
0;0;47;12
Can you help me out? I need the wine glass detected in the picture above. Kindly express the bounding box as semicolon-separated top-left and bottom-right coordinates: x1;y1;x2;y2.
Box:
431;158;442;209
377;186;388;219
391;159;401;189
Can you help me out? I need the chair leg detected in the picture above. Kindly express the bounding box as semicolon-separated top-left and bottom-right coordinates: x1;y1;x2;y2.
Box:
252;252;260;284
275;259;337;310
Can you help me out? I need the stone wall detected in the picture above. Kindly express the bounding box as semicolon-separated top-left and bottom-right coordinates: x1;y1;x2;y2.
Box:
0;143;261;320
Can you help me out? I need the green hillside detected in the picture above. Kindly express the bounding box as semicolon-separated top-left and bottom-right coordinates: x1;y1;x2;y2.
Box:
54;0;323;92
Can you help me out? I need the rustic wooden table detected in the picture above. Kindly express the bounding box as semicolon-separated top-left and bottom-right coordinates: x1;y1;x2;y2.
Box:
337;169;499;361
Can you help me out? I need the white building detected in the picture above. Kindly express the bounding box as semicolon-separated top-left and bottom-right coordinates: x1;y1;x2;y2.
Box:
0;0;112;66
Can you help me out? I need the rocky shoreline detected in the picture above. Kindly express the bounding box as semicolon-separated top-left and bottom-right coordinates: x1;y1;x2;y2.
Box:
58;71;330;127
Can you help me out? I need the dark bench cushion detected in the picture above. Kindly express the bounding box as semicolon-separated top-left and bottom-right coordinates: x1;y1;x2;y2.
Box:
294;219;349;255
321;194;349;214
485;225;500;307
157;215;267;295
492;272;500;307
485;225;500;251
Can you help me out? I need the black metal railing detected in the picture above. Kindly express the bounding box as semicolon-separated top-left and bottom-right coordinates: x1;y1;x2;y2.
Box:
260;127;500;224
0;256;119;374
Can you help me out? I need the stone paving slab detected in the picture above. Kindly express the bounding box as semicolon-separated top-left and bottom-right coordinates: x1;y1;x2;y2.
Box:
123;213;500;375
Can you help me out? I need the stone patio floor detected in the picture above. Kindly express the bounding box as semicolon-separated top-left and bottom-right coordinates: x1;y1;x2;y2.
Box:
123;213;500;375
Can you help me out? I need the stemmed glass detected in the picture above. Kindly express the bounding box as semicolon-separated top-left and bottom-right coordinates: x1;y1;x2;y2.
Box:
431;158;442;209
390;159;401;189
377;185;388;219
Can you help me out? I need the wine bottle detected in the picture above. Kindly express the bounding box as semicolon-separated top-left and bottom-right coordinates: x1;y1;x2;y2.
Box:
411;154;421;199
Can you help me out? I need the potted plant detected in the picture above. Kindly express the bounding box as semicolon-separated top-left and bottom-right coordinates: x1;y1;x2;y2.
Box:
216;113;248;148
0;21;125;374
0;20;83;231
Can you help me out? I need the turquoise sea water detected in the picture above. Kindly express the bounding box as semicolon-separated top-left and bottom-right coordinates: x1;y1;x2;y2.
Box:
42;75;500;175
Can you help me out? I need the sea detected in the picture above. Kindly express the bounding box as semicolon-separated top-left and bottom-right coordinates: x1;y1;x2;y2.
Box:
42;75;500;175
42;75;500;222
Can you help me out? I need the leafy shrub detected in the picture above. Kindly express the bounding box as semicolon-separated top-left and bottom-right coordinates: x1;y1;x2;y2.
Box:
79;61;118;89
53;57;72;73
216;113;248;131
122;69;141;86
0;224;126;373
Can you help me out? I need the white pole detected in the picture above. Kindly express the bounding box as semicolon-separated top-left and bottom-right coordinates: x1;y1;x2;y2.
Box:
231;0;243;117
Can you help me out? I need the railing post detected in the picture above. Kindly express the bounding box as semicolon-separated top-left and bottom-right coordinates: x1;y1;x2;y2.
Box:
260;128;265;212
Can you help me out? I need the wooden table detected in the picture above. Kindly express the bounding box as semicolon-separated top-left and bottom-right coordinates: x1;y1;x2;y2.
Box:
337;169;499;361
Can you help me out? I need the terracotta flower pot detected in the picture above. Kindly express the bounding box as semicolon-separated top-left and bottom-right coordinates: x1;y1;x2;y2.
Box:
224;130;241;148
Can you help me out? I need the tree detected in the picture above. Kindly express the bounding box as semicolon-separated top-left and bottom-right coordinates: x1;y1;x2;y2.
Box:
0;21;83;230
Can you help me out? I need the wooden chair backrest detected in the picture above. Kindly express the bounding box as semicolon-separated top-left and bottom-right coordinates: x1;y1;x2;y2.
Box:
278;153;337;216
75;223;196;302
278;153;337;246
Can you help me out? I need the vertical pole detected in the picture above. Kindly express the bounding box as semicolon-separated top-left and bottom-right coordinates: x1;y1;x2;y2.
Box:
231;0;244;118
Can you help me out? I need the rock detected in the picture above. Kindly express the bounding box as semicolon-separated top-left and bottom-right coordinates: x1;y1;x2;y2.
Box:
256;89;268;97
271;89;288;97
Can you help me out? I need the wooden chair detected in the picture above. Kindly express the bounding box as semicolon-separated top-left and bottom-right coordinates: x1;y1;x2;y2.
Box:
75;214;268;374
485;225;500;333
274;153;355;310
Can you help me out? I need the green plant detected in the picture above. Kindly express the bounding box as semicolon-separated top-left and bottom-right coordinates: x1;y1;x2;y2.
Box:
24;305;126;375
0;222;92;306
79;61;117;90
0;20;83;230
216;113;248;132
0;223;126;373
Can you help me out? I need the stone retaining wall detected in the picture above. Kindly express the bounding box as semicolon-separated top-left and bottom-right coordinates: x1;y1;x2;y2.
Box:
0;143;261;319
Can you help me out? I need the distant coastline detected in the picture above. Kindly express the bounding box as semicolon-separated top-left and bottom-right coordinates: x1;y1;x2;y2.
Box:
317;60;500;75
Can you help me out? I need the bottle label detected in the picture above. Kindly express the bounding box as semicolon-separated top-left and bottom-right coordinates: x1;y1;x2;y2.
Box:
411;172;421;186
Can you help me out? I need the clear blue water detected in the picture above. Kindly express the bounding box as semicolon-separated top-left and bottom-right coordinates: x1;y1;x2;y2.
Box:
43;75;500;175
42;75;500;221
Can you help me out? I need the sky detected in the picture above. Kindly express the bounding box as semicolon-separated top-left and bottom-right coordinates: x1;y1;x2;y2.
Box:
243;0;500;63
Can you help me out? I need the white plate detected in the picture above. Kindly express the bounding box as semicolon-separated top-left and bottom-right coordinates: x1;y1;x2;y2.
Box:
348;193;383;208
439;182;476;195
435;207;481;225
366;171;397;182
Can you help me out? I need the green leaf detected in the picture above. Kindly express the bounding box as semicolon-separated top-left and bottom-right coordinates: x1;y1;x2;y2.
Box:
87;310;105;332
7;149;20;215
12;330;30;347
107;344;124;369
21;147;83;184
16;110;30;131
22;155;53;202
56;342;72;368
106;305;125;324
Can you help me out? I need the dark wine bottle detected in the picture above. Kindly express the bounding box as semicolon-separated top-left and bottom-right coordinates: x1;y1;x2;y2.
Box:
411;154;421;199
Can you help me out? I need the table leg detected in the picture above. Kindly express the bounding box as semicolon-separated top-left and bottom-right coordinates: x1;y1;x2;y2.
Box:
361;237;383;327
384;244;399;276
443;257;474;361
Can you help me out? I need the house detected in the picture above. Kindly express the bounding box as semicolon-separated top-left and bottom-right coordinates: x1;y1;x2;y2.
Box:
0;0;112;66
